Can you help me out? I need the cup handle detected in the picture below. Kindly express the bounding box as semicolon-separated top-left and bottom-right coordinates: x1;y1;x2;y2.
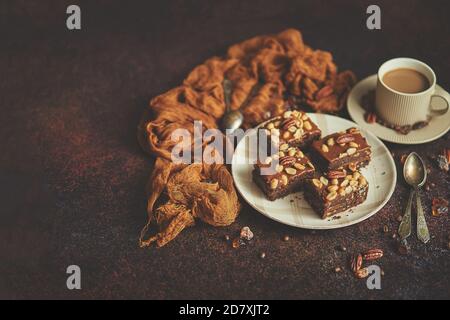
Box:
429;87;450;116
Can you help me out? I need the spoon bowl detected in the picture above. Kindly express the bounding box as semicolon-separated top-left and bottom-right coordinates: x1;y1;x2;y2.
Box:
403;152;427;188
221;110;244;133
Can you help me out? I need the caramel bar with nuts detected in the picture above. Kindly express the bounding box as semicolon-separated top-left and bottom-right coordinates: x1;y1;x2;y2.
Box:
262;110;321;149
253;147;315;201
310;127;371;172
304;169;369;219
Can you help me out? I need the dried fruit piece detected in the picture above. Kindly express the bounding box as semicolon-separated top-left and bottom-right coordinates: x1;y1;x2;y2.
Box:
351;254;363;272
363;249;384;261
432;198;448;216
437;153;449;172
365;112;377;124
240;226;254;241
232;237;244;248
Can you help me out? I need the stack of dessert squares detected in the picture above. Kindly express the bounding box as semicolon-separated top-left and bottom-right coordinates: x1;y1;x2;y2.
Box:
253;110;372;219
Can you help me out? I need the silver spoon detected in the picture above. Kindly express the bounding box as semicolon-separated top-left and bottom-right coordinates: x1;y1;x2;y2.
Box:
221;79;243;133
398;152;430;243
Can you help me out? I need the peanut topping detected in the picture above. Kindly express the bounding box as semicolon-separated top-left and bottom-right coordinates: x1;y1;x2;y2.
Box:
270;179;279;190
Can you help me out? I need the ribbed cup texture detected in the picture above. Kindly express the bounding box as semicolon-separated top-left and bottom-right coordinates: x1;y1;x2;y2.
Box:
375;79;431;126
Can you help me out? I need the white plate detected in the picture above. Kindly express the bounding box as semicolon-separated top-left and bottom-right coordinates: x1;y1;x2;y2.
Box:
231;114;397;229
347;74;450;144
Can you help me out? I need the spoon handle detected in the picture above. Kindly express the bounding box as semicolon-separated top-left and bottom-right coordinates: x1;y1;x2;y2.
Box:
398;189;414;240
416;189;430;243
223;79;233;112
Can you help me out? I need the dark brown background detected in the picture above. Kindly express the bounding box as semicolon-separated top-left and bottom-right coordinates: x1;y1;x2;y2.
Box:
0;0;449;299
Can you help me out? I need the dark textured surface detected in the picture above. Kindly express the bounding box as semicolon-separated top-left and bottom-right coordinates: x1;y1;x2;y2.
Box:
0;0;449;299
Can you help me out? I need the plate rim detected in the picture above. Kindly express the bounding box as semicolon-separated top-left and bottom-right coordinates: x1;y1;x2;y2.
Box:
347;74;450;145
231;113;397;230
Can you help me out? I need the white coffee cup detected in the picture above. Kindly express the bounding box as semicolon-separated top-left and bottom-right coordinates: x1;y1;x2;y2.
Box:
375;57;449;126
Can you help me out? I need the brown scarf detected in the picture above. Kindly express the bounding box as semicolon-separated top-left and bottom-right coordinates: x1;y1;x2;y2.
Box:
138;29;356;247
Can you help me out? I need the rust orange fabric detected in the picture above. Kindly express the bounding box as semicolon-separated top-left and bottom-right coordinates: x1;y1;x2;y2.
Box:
138;29;356;247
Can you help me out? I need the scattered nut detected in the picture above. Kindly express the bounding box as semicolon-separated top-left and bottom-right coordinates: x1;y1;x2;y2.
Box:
326;191;337;201
349;141;359;148
285;167;297;175
260;252;266;259
334;267;342;273
363;249;384;261
355;267;369;279
283;111;292;119
348;163;357;172
294;163;305;170
240;226;254;241
312;178;322;189
283;235;290;242
328;185;339;192
303;121;312;131
351;254;363;272
270;179;279;190
281;175;289;186
321;144;329;153
320;176;329;186
224;235;230;241
327;138;335;147
347;147;357;155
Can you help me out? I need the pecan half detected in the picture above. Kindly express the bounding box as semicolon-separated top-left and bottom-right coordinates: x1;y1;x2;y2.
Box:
279;156;296;167
336;133;355;144
350;254;363;273
327;170;347;179
363;249;384;261
281;118;296;130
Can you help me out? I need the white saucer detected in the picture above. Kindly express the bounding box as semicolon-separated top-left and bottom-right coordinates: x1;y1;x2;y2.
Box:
347;75;450;144
231;114;397;230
